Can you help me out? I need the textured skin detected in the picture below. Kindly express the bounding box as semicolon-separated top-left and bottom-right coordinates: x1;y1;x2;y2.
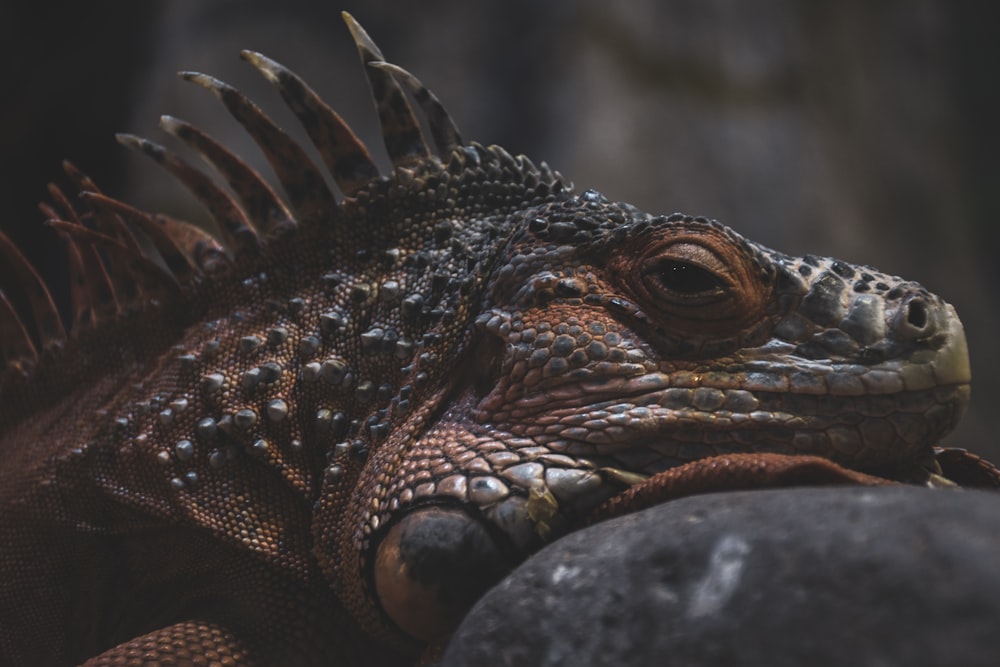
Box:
0;14;981;666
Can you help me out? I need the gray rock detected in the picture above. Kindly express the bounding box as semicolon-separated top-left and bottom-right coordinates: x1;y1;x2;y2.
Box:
443;486;1000;667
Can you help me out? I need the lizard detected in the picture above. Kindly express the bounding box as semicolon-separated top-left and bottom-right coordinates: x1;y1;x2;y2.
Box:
0;11;994;666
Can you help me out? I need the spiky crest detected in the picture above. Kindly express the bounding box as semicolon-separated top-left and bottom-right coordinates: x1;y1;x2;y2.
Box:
0;12;566;408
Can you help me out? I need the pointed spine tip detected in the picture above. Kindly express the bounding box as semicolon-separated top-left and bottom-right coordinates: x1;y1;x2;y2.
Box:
367;60;395;73
342;12;383;61
115;132;141;148
38;200;59;223
341;11;358;28
180;71;229;96
158;115;193;140
116;134;166;162
159;114;181;132
62;160;84;181
240;50;282;85
367;61;425;91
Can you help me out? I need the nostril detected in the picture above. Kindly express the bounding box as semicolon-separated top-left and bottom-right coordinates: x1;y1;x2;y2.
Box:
893;296;938;341
906;299;928;330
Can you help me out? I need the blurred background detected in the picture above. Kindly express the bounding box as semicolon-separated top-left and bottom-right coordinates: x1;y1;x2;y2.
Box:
2;1;997;460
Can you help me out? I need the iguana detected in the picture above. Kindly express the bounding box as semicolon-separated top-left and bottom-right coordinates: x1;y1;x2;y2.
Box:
0;12;993;666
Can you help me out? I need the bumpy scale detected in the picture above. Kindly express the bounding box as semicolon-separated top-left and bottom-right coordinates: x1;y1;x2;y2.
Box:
0;12;990;666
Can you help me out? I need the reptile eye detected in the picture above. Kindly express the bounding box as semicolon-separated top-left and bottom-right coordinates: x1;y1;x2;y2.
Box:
641;242;729;305
652;260;723;297
611;229;772;337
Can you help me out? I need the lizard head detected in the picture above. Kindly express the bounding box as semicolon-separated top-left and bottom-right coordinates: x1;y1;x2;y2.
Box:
362;191;970;642
475;192;971;474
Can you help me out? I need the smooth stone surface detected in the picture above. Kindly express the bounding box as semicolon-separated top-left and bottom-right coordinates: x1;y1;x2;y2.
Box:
443;486;1000;667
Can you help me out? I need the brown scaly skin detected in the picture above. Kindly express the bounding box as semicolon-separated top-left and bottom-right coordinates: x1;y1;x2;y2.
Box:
0;13;991;665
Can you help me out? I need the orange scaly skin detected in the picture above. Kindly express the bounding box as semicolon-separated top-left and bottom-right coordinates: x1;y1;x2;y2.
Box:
0;13;988;665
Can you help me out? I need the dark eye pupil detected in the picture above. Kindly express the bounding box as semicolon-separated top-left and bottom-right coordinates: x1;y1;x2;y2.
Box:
658;260;720;294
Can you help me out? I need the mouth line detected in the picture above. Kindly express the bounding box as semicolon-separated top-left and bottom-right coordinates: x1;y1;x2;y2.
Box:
508;342;970;407
529;382;970;471
505;378;970;421
554;422;952;486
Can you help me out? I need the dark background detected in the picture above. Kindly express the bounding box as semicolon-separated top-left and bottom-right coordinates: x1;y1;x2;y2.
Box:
2;1;997;461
